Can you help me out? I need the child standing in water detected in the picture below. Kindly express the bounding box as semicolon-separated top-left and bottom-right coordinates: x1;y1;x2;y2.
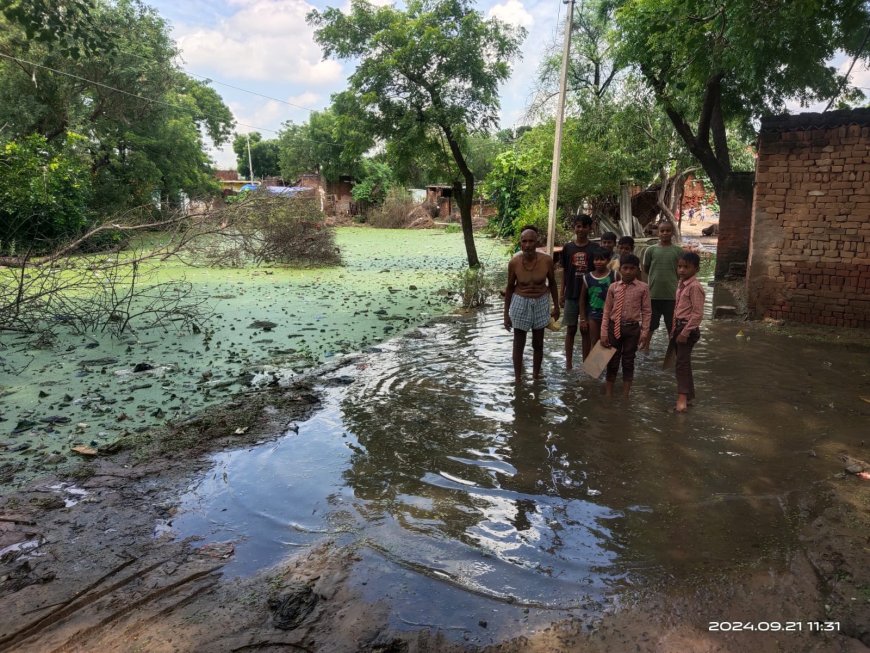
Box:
579;248;615;352
673;252;705;412
560;214;595;368
600;254;651;398
641;221;683;346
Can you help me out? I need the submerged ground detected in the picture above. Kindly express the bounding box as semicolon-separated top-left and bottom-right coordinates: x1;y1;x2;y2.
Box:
0;226;868;652
0;227;501;489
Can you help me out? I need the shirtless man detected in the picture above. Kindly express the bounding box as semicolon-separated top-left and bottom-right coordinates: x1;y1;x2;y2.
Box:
504;226;560;383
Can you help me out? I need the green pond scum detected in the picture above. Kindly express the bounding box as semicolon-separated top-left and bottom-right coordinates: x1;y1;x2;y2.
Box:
0;227;509;490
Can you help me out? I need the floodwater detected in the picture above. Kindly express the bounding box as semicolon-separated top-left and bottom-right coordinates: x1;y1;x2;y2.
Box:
172;277;870;636
0;228;497;489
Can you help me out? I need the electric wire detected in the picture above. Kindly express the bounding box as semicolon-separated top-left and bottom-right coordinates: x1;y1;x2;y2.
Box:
0;50;347;148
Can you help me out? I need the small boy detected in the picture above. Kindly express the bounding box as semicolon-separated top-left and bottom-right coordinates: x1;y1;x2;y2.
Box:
600;254;651;398
641;221;682;344
578;248;616;352
561;214;595;368
673;251;705;412
614;236;635;278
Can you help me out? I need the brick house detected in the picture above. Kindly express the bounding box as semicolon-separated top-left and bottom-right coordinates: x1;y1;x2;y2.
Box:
746;108;870;328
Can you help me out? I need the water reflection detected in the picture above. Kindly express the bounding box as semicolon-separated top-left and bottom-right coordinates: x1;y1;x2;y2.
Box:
172;282;869;612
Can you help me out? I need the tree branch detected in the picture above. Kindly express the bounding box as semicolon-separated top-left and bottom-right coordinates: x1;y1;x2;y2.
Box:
696;72;722;146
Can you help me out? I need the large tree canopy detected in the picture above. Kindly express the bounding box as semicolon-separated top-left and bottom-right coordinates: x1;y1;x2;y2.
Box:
611;0;870;275
308;0;525;267
0;0;234;222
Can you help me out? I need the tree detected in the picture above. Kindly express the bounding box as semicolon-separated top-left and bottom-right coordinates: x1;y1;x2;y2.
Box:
0;0;234;219
278;107;371;183
611;0;870;277
0;133;92;251
531;0;619;117
232;132;281;180
484;73;693;238
309;0;525;267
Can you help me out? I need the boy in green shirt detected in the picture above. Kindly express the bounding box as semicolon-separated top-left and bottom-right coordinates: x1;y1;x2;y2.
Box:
641;221;683;345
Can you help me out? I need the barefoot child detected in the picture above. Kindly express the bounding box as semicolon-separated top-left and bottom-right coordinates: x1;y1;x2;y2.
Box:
673;252;705;412
504;226;560;383
560;214;595;368
600;255;651;398
579;248;615;352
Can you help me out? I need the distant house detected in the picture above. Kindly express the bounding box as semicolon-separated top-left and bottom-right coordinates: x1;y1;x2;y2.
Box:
298;173;356;215
426;185;456;219
215;170;249;194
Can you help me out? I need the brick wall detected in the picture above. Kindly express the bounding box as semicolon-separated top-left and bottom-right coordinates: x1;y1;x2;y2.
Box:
746;109;870;328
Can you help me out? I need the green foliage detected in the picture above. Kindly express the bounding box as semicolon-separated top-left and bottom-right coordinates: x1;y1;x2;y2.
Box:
455;265;493;309
0;0;107;60
350;160;395;205
309;0;526;267
483;72;689;240
0;0;234;231
278;107;371;183
0;133;92;252
233;132;281;179
610;0;870;190
482;149;524;237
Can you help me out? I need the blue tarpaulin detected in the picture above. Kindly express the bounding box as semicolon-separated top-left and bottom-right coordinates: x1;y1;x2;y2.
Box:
266;186;308;196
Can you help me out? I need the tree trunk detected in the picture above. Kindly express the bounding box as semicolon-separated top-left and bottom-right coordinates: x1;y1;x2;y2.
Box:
440;121;480;269
453;180;480;268
713;172;754;279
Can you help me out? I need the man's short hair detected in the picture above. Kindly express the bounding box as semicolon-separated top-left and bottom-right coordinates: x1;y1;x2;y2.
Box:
680;251;701;268
618;235;634;247
601;231;617;242
619;254;641;268
572;213;593;227
520;224;539;234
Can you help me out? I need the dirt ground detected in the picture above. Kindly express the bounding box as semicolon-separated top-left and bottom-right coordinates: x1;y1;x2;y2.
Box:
1;328;868;652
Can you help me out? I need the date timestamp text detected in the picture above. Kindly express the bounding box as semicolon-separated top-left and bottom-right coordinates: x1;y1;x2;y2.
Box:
708;622;840;632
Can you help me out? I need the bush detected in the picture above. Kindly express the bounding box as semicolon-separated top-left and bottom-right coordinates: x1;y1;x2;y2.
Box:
208;193;340;267
456;265;495;308
511;196;571;250
366;188;417;228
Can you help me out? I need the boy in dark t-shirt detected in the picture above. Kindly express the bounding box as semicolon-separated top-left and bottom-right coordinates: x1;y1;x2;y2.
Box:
560;214;595;369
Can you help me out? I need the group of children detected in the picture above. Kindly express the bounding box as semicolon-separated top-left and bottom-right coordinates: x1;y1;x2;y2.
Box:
504;214;704;412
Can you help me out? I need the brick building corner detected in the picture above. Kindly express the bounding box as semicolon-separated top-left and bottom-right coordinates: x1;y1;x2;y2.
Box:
746;108;870;328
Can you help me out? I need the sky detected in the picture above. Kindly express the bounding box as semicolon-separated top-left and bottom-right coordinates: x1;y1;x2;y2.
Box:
148;0;565;170
147;0;870;172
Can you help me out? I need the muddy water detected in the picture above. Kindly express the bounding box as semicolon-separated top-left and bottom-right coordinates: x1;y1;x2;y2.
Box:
173;283;869;634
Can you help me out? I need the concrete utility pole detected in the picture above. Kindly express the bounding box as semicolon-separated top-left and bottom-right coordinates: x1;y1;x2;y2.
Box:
246;132;255;184
546;0;575;258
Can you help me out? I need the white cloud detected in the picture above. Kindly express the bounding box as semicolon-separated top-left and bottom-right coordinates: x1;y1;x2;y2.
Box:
488;0;533;29
173;0;343;85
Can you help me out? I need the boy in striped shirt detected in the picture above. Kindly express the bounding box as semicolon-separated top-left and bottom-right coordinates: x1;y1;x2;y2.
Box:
600;254;651;398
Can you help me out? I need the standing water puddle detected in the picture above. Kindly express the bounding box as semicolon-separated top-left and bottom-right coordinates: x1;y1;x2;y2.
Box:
172;295;869;630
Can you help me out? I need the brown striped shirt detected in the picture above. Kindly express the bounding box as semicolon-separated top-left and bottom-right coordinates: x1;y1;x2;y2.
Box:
673;275;705;331
601;279;652;339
